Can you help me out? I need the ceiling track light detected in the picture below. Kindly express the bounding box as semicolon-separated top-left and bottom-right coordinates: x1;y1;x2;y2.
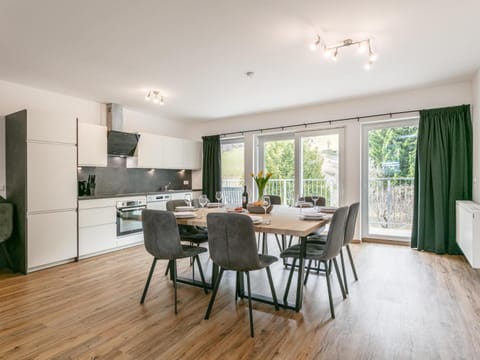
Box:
311;36;377;70
145;90;165;105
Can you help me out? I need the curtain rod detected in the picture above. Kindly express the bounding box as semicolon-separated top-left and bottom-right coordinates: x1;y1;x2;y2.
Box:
218;109;421;137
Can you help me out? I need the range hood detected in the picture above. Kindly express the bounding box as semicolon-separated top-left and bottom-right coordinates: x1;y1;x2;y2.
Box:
106;103;140;156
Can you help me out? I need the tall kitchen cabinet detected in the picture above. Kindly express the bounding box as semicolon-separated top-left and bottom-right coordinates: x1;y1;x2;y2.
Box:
6;110;77;273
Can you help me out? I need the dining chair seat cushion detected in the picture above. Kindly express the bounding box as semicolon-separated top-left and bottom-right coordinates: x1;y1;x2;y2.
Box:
280;243;327;260
0;203;13;242
306;234;327;244
258;254;278;268
178;244;208;258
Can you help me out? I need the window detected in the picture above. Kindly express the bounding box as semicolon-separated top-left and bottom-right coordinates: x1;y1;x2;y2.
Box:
221;137;244;205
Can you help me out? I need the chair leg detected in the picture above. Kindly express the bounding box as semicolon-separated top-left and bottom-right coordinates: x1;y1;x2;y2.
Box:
339;248;348;294
346;245;358;281
333;257;346;299
164;260;170;276
140;258;157;304
246;271;254;337
266;266;279;310
325;260;335;319
304;259;313;285
205;267;225;320
262;232;268;254
288;235;293;247
283;258;297;304
194;255;208;294
172;260;178;314
235;271;239;301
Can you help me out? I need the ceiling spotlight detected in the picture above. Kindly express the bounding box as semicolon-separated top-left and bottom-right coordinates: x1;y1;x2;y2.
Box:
145;90;165;105
311;35;377;69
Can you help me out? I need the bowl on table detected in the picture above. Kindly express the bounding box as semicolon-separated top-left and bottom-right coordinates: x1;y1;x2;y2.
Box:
247;204;273;214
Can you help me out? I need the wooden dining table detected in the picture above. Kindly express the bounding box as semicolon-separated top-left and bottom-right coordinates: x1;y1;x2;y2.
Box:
176;205;331;312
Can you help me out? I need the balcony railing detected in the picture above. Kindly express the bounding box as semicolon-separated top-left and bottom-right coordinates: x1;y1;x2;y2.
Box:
222;177;415;233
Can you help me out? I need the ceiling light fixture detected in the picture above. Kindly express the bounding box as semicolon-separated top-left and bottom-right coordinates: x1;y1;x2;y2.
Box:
310;36;377;70
145;90;165;105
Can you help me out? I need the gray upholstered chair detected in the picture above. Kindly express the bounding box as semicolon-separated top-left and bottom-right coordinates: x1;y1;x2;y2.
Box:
305;202;359;294
298;196;326;207
204;213;279;337
166;199;208;245
266;195;281;205
140;209;208;314
280;206;349;319
0;203;14;270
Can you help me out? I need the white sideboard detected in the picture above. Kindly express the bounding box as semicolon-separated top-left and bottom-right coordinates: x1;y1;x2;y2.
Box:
456;201;480;268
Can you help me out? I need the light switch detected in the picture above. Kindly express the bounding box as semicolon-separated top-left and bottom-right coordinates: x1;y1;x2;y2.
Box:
183;180;189;185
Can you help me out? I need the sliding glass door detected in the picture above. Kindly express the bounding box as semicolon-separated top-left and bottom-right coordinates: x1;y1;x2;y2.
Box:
258;128;343;206
221;137;244;205
361;119;418;241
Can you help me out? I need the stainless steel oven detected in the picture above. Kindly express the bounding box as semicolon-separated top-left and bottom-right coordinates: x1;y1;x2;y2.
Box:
116;199;146;236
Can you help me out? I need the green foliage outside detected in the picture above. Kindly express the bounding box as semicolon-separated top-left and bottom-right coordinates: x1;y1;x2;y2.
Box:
221;144;244;181
368;126;417;179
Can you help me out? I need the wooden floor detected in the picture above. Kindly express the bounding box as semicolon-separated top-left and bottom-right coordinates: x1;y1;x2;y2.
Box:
1;241;479;359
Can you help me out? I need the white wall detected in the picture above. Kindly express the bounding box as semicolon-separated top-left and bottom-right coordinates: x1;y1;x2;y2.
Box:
0;79;191;196
190;80;473;238
473;70;480;202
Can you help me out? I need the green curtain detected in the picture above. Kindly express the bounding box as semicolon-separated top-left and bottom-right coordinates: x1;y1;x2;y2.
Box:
411;105;472;254
202;135;221;202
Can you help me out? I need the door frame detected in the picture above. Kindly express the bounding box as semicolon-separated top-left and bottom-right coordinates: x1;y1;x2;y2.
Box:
360;118;419;241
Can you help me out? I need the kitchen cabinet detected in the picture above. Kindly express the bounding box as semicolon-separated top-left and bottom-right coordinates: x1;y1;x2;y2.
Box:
171;191;193;200
6;109;78;273
78;199;117;258
27;211;77;270
456;201;480;268
132;132;201;170
78;123;108;167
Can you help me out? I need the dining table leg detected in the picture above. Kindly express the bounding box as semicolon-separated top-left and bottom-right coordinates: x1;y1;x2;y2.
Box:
295;236;306;312
262;232;268;254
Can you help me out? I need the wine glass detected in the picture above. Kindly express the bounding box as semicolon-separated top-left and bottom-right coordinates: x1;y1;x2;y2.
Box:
311;195;319;211
184;193;192;207
215;191;222;207
262;195;271;222
296;194;304;214
199;194;208;208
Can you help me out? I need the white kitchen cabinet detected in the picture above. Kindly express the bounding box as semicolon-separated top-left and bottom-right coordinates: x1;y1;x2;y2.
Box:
78;123;107;167
171;191;192;200
79;224;117;257
27;110;76;144
27;211;77;271
27;142;77;212
182;139;202;170
134;132;163;168
162;136;184;169
456;201;480;268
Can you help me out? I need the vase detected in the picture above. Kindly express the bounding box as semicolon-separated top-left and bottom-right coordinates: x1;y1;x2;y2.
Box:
257;187;265;202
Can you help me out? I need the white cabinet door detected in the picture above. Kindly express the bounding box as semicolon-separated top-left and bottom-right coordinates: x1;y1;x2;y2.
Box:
162;136;183;169
79;224;117;256
136;132;163;168
27;142;77;212
182;140;202;169
78;123;107;167
27;211;77;270
172;191;192;200
27;110;76;144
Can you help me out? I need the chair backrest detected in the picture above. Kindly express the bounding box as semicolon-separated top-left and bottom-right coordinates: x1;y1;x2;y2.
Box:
207;213;263;271
319;206;349;260
0;203;13;242
266;195;281;205
166;199;187;211
300;196;326;206
344;202;359;245
142;209;184;259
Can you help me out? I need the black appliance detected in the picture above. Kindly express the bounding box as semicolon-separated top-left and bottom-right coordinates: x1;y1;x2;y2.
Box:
107;130;140;157
116;199;146;236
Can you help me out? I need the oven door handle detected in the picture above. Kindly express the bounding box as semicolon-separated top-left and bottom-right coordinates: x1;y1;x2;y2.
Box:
117;206;146;212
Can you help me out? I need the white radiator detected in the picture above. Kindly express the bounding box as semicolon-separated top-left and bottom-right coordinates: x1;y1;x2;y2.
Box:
456;201;480;268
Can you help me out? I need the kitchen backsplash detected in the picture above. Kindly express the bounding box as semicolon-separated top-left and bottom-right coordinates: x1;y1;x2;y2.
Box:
78;161;192;195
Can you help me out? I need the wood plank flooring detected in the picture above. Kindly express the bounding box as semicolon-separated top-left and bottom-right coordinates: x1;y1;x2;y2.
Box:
1;241;479;359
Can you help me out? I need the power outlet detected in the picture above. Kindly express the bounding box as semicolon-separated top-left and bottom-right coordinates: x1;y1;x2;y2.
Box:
183;180;189;185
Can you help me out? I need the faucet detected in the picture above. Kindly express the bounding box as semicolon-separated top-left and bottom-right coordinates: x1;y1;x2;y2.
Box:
164;182;172;191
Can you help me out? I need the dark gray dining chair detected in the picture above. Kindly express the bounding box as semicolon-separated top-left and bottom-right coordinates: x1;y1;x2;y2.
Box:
166;199;208;245
280;206;349;319
140;209;208;314
0;203;14;270
306;202;359;293
204;213;279;337
299;196;326;207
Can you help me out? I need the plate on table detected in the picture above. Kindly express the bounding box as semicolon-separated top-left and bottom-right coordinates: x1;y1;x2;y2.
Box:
175;206;196;212
173;212;197;219
248;215;263;224
319;207;337;213
294;201;313;208
227;207;246;213
299;213;326;221
206;202;222;208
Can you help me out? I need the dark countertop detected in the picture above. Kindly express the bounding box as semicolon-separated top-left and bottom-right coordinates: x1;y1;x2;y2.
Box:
78;189;193;200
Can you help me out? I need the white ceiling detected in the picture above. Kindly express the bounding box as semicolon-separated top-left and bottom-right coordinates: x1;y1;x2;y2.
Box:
0;0;479;122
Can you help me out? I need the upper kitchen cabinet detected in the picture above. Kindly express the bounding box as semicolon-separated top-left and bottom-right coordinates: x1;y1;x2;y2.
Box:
27;109;76;144
132;132;200;170
78;123;108;167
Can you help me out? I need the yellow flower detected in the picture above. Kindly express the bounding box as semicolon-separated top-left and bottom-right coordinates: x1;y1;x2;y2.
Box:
250;172;255;177
258;170;263;178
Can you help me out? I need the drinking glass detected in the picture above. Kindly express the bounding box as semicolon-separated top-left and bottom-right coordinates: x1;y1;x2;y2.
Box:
262;195;271;222
199;194;208;208
297;194;304;214
184;193;192;207
311;195;319;211
215;191;222;207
